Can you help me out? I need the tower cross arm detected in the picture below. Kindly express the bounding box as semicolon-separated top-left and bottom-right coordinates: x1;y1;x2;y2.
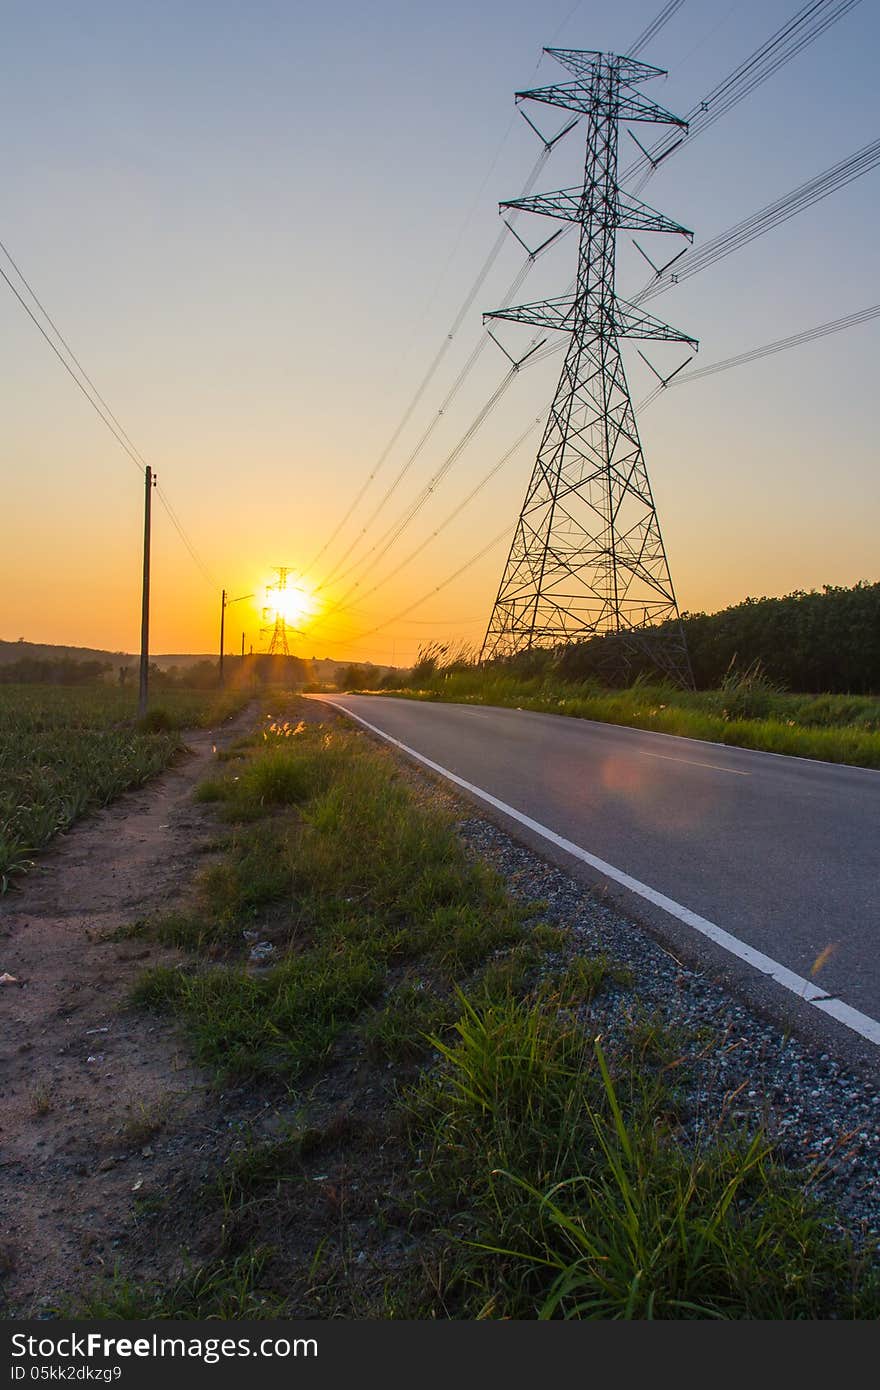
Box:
500;188;692;239
616;191;693;239
543;48;665;85
615;298;698;347
516;80;687;128
484;296;576;332
501;187;584;222
617;87;688;128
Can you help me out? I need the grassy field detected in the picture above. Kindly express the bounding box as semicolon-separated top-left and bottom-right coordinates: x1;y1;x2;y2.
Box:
373;668;880;769
73;699;879;1320
0;684;249;888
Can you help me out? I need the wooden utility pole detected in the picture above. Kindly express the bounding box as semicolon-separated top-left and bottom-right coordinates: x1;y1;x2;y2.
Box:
220;593;254;686
219;589;227;687
138;466;155;719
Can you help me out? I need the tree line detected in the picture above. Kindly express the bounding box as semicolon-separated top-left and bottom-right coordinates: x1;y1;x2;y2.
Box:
550;581;880;693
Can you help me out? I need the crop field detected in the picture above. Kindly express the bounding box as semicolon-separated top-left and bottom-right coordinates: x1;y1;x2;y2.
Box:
0;684;249;888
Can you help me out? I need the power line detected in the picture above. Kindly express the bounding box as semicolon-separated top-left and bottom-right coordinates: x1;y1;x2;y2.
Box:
637;136;880;301
0;260;144;476
332;519;516;648
304;0;691;584
666;1;745;77
323;358;525;603
154;484;221;589
338;287;880;648
302;149;553;582
320;412;543;623
316;258;542;594
624;0;865;185
329;296;880;650
330;127;880;613
628;0;689;57
0;243;220;590
0;238;151;474
312;5;865;600
637;301;880;409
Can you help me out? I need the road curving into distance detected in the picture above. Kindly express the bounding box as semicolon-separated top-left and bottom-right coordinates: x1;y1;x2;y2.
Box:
312;694;880;1057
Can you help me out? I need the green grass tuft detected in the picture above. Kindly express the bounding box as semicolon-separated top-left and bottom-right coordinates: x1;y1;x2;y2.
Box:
407;999;879;1319
134;944;384;1080
68;1249;280;1320
360;980;457;1061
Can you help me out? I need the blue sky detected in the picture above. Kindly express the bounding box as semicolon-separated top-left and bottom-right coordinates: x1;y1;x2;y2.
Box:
1;0;878;660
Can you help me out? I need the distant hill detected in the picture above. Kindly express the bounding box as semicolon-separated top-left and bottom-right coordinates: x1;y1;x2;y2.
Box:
0;638;393;680
0;639;209;671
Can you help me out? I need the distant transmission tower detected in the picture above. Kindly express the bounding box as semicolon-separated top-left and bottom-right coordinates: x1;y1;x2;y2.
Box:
263;566;292;656
481;49;697;686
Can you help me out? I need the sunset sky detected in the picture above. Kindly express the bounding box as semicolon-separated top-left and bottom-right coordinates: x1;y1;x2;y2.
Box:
2;0;878;665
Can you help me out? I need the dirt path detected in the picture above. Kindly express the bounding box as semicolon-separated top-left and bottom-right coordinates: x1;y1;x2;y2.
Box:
0;709;255;1316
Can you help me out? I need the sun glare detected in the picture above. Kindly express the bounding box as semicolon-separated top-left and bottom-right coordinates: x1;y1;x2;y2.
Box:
263;582;318;630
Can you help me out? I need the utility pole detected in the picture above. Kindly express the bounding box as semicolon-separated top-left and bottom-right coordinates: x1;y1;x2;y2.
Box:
138;466;156;719
481;48;697;687
219;588;226;688
219;591;254;687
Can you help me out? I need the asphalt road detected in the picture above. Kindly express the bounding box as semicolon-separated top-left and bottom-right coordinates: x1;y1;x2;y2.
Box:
314;694;880;1050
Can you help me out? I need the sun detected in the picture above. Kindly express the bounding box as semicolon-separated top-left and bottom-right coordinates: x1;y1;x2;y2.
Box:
264;582;318;629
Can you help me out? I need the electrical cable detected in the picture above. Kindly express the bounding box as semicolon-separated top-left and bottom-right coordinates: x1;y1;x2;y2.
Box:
636;301;880;409
338;291;880;645
303;0;691;583
321;412;543;623
0;245;221;590
327;126;880;619
301;149;553;580
623;0;865;186
315;255;539;592
324;357;526;603
0;261;144;477
636;136;880;301
328;5;871;650
333;297;880;648
627;0;689;57
329;519;516;648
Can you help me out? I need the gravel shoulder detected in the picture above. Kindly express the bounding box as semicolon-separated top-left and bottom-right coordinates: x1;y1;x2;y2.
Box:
451;811;880;1247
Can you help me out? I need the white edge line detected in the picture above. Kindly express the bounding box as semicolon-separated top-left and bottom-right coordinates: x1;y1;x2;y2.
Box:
319;697;880;1049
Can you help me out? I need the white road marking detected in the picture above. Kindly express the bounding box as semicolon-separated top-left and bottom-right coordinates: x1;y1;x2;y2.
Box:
321;698;880;1050
639;751;751;776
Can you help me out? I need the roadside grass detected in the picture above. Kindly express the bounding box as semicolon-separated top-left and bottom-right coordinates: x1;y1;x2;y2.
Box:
102;699;880;1320
378;671;880;769
132;945;385;1081
69;1249;282;1320
407;1002;878;1318
133;718;527;1080
360;978;458;1062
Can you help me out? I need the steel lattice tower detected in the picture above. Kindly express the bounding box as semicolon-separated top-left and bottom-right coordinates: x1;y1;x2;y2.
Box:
481;49;697;686
263;566;292;656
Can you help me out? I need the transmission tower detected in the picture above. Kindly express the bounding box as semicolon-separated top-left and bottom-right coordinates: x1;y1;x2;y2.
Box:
481;49;697;687
263;566;292;656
